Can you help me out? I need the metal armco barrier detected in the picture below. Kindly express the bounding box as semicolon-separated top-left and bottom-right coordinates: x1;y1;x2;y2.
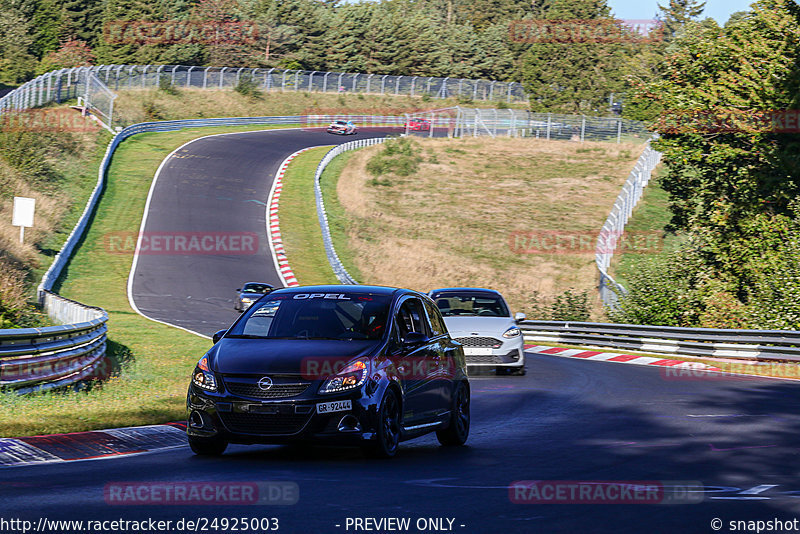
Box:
521;320;800;362
1;292;107;394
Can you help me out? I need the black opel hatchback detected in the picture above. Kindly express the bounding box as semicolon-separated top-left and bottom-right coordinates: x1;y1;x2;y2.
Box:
187;285;470;458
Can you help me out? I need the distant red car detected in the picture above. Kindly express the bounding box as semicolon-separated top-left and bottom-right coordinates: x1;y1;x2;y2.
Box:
405;118;431;131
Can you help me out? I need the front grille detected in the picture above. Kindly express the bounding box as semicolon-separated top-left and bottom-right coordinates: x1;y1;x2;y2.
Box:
454;336;503;348
219;412;310;435
223;380;310;400
466;354;504;364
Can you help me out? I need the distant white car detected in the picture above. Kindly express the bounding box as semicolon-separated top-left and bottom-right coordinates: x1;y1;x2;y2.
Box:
327;120;357;135
429;287;526;375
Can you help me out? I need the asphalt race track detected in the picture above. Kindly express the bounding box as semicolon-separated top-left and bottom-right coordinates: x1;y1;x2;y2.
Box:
129;127;404;336
7;356;800;532
11;126;800;533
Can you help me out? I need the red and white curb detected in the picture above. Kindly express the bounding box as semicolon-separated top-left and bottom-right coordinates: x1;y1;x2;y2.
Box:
267;149;312;288
0;422;187;468
525;345;721;371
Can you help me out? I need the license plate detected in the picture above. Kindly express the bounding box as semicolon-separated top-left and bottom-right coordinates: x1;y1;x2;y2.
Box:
464;347;493;356
246;404;277;414
316;400;352;414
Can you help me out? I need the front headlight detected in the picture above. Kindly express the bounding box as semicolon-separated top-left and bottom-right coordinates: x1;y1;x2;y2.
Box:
192;356;217;391
319;359;369;394
241;297;255;303
503;326;521;339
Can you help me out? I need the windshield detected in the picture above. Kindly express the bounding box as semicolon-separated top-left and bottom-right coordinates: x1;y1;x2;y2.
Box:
242;283;272;293
433;293;510;318
227;293;392;340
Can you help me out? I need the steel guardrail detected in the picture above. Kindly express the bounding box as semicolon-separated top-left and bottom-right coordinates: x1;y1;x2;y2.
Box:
520;320;800;362
1;291;107;393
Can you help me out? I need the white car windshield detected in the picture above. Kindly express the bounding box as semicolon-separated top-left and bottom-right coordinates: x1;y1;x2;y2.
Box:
433;294;510;317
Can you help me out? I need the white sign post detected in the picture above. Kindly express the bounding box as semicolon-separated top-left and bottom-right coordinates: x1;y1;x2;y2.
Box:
12;196;35;244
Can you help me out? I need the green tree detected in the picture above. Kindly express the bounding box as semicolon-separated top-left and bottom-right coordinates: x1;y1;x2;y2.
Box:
520;0;630;112
0;7;37;83
656;0;706;42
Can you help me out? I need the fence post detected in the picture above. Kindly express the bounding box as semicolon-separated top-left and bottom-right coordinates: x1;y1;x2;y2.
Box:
546;113;551;140
617;119;622;144
581;115;586;142
220;67;228;89
266;68;274;90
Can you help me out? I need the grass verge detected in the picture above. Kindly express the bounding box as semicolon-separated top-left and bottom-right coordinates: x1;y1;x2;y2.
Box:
318;151;366;282
279;146;340;285
0;124;301;437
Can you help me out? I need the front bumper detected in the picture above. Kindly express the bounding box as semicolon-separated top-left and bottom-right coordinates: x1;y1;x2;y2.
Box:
187;384;379;445
452;335;525;369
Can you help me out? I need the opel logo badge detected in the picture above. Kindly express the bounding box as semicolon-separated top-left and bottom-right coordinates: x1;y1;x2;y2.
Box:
257;376;273;391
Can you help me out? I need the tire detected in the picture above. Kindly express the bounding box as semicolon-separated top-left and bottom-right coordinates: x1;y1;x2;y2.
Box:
511;366;526;376
436;382;470;446
188;435;227;456
363;388;401;458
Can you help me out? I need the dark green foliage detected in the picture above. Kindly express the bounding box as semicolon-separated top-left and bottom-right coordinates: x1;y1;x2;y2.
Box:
0;128;77;187
520;0;630;112
158;74;180;95
656;0;706;42
366;138;423;178
528;289;593;322
233;75;262;98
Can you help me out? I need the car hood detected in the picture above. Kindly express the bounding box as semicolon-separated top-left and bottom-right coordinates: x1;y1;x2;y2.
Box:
210;338;378;376
442;316;516;337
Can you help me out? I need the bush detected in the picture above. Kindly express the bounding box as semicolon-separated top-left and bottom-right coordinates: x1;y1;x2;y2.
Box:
0;128;76;188
158;75;180;96
366;138;423;178
608;249;704;327
234;76;262;99
527;289;592;322
142;100;165;121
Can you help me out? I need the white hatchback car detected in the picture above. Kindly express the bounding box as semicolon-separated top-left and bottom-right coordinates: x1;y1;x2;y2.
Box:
429;288;526;375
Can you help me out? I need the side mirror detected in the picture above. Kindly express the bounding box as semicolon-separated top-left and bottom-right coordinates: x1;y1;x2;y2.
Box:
401;331;429;347
235;288;241;292
515;312;527;323
212;330;227;344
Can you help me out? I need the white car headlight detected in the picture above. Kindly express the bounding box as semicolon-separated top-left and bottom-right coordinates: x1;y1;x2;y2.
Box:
503;326;521;339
